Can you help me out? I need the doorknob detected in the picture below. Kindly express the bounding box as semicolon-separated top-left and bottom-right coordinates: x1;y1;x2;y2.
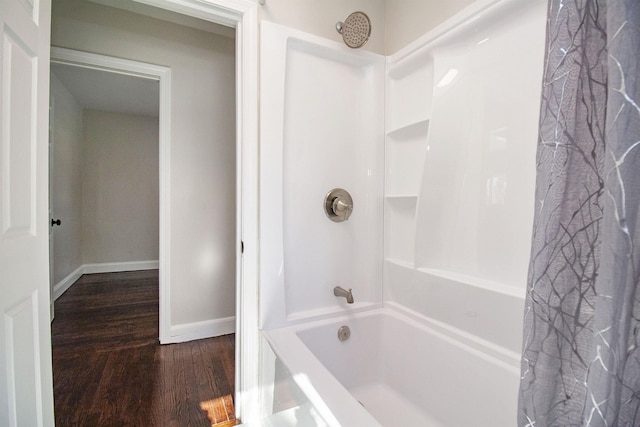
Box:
51;218;61;227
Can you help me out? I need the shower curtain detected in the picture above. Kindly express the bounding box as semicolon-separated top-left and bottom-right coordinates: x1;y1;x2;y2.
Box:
519;1;640;426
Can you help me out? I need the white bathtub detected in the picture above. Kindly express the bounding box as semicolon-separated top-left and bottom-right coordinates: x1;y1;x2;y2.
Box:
264;308;520;427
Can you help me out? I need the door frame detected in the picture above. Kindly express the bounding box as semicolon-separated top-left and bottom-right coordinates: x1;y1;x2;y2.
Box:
128;0;260;423
49;93;55;323
50;46;173;341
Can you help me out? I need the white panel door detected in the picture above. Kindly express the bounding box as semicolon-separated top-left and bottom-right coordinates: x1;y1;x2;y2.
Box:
0;0;54;425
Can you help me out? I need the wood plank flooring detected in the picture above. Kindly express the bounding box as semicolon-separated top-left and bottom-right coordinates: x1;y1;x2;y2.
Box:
51;270;236;427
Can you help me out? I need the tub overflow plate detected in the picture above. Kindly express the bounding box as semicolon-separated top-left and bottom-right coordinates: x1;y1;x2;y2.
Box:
338;325;351;341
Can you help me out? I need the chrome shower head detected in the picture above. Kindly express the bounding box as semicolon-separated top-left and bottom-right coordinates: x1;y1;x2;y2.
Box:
336;11;371;49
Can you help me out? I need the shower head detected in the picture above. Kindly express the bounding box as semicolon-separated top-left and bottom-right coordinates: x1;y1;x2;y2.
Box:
336;11;371;49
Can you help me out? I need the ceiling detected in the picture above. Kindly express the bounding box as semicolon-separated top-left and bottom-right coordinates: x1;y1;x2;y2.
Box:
88;0;235;39
50;63;160;117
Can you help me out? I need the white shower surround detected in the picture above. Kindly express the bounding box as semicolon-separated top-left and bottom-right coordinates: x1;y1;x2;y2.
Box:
260;0;547;424
260;23;385;329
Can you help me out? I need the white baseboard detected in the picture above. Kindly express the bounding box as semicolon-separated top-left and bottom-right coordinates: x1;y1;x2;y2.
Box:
52;261;233;344
167;316;236;343
82;260;159;274
53;265;84;301
52;261;159;301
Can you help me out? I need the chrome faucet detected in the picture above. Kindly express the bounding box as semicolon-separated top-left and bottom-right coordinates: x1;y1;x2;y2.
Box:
334;286;354;304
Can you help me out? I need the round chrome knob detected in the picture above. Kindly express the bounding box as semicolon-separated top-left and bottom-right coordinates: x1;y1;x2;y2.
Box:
324;188;353;222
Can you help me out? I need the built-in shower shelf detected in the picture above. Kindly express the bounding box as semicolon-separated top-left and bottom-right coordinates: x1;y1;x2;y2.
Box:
384;196;417;264
385;257;415;269
385;194;418;200
384;45;433;270
385;120;429;195
387;119;429;140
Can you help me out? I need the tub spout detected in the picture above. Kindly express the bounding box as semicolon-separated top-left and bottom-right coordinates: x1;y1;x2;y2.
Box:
334;286;354;304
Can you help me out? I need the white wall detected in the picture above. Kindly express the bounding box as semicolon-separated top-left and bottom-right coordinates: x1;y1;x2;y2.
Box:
82;110;159;264
52;0;237;329
258;0;385;54
384;0;476;54
50;75;84;285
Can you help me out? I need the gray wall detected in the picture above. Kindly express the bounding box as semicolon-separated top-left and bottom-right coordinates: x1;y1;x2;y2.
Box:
259;0;385;54
82;110;159;264
256;0;476;54
50;75;84;285
384;0;476;54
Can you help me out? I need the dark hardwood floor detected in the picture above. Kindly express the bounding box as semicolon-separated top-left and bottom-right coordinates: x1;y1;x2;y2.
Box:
51;270;236;427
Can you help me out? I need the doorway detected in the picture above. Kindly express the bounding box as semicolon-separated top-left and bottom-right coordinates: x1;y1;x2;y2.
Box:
48;0;246;420
49;47;171;339
50;0;239;341
0;0;258;424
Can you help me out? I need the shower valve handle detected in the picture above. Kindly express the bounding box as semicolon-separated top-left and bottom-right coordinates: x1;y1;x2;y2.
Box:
333;199;353;221
324;188;353;222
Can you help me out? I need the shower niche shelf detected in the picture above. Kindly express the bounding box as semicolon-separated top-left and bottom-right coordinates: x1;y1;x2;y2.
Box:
387;118;429;139
384;47;433;268
384;196;417;264
385;120;429;196
385;194;418;200
384;257;414;269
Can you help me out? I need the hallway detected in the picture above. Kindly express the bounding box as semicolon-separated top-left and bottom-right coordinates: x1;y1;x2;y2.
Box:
51;270;236;426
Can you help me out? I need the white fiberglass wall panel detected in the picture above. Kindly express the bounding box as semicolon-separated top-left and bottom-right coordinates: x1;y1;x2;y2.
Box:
413;0;545;290
261;22;384;329
383;0;547;354
282;40;383;318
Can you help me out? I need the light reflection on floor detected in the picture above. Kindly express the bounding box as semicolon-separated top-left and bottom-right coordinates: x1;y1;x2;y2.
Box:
200;395;236;426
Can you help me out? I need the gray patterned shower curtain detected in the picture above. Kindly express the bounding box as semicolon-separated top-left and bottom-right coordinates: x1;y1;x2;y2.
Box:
518;0;640;426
